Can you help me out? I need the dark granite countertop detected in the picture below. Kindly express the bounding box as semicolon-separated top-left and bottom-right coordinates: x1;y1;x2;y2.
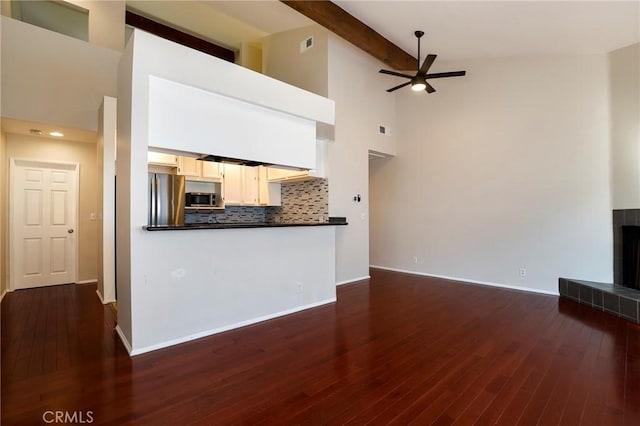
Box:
144;220;347;231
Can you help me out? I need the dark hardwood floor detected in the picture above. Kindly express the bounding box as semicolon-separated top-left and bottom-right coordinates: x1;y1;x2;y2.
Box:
2;268;640;424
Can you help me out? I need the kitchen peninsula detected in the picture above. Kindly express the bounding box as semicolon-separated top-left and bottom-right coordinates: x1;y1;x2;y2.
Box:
145;221;346;230
116;30;337;355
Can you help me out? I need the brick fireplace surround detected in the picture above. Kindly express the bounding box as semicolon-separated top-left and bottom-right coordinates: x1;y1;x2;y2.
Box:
558;209;640;324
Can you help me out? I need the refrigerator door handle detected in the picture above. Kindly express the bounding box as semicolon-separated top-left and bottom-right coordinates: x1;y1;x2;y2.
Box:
150;175;157;225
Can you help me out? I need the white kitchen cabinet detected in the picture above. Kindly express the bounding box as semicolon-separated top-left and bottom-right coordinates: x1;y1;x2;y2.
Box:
259;166;281;206
222;164;280;206
242;166;259;206
148;151;178;166
201;161;223;179
222;164;243;205
267;167;298;181
176;156;223;182
177;156;200;178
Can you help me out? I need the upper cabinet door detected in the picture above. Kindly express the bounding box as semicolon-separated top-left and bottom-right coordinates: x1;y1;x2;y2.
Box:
259;166;281;206
242;166;259;206
148;151;178;166
222;164;243;206
177;156;200;177
200;161;222;179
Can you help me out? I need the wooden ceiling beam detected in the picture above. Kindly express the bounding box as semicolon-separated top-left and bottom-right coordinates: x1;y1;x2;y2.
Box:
280;0;416;70
126;11;235;63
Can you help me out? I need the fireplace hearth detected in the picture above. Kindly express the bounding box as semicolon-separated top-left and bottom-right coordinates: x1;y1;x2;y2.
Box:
558;209;640;324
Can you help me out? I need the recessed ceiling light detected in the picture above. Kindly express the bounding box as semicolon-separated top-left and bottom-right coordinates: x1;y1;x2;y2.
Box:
49;131;64;137
29;129;43;135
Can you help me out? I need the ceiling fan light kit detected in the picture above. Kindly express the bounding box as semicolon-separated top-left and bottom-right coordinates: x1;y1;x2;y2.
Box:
410;75;427;91
380;30;466;94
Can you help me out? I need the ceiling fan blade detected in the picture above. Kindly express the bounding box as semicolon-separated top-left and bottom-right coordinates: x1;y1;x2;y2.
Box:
379;69;414;79
419;54;437;74
425;71;466;79
387;81;411;93
425;82;436;94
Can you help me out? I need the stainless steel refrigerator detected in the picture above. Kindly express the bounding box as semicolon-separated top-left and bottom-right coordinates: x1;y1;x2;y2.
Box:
148;173;185;226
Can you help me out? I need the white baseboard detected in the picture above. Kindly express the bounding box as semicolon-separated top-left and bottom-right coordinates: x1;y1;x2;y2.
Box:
336;275;370;286
115;325;133;355
128;298;336;356
77;279;98;285
96;289;105;304
95;289;116;305
369;265;558;296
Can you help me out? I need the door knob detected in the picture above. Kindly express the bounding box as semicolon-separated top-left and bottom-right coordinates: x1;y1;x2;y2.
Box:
68;229;74;234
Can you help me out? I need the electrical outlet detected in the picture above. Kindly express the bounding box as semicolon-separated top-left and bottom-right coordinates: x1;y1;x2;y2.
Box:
413;256;418;264
296;283;303;293
519;268;527;277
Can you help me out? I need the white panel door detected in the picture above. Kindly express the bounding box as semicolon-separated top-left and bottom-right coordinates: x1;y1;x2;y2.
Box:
11;159;78;289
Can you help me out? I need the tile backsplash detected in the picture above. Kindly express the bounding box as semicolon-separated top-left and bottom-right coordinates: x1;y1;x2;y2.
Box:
185;178;329;224
267;179;329;224
186;206;265;224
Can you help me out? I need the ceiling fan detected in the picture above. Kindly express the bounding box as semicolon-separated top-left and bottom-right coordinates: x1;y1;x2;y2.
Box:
380;31;466;93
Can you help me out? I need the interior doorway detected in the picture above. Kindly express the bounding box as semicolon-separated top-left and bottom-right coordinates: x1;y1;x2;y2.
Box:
9;158;79;289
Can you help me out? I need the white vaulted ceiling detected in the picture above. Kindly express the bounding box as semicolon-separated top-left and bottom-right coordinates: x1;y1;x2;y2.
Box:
334;0;640;60
201;0;639;60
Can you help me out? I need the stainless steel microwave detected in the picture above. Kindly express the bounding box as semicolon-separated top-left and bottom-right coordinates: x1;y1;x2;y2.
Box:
185;192;216;207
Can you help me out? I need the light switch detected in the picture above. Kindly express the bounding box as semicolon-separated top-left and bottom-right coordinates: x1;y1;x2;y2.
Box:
90;212;97;221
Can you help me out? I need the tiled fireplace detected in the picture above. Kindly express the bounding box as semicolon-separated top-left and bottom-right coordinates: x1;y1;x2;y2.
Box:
612;209;640;285
558;209;640;323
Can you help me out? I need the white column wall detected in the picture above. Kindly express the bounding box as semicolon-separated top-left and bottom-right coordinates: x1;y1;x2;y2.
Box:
326;34;397;284
610;43;640;209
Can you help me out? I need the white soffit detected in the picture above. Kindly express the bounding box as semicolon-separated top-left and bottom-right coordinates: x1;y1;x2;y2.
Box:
1;118;97;143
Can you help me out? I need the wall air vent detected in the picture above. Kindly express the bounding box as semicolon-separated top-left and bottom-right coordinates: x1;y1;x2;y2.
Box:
300;36;314;53
378;125;391;136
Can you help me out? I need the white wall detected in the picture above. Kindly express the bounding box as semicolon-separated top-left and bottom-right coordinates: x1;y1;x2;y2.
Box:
326;34;397;284
610;43;640;209
262;25;329;97
370;54;612;294
116;31;337;353
0;16;120;132
1;0;125;51
97;97;117;304
65;0;125;51
129;226;336;354
0;130;6;298
116;37;134;347
261;29;397;284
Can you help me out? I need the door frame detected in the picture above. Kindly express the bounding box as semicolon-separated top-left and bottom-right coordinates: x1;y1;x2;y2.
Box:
9;157;80;291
